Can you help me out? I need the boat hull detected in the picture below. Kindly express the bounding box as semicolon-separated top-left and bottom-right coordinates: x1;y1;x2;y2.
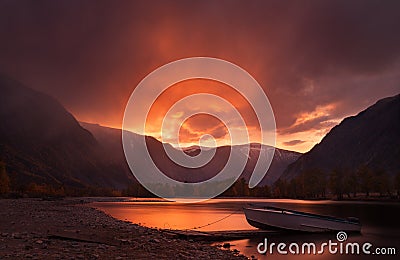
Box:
244;207;361;233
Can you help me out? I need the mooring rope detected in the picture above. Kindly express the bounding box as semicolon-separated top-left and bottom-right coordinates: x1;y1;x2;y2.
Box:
187;207;243;230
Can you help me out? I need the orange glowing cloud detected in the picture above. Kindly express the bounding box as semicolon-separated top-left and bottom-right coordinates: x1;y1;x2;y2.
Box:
144;78;262;147
178;114;229;147
277;103;344;152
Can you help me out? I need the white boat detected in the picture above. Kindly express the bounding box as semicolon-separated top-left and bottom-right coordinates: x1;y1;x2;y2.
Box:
243;205;361;233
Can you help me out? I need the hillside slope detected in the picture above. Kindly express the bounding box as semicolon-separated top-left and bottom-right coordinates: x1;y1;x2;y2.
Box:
0;75;134;189
282;94;400;180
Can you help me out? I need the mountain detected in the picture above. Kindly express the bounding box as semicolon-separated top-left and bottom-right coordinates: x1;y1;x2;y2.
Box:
0;74;300;192
281;94;400;180
81;123;301;186
0;75;134;189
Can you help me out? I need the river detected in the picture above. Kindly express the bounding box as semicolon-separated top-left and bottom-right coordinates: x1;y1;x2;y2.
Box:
92;198;400;259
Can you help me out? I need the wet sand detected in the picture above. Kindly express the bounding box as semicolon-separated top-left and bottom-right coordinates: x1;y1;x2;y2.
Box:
0;198;246;259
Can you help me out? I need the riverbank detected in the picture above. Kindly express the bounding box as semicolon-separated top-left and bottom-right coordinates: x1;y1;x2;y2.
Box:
0;198;247;259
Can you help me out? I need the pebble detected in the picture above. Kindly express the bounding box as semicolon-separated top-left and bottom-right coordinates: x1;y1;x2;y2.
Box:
149;238;160;243
222;242;231;248
12;233;22;239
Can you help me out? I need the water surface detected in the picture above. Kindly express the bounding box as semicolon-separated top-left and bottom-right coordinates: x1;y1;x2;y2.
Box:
93;198;400;259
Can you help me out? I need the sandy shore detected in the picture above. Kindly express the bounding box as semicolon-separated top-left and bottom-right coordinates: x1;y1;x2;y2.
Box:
0;198;247;259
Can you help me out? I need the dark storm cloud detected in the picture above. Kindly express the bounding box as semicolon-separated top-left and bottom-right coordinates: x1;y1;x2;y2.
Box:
282;140;306;146
0;0;399;150
279;115;332;135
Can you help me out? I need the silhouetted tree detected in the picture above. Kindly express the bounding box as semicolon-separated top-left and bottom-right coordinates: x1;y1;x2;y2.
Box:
357;165;374;197
395;172;400;198
263;185;271;197
0;162;10;195
303;169;326;198
372;169;390;196
329;169;344;200
344;172;359;198
233;178;249;197
123;182;155;198
220;179;271;198
273;179;288;198
287;179;298;198
287;169;327;199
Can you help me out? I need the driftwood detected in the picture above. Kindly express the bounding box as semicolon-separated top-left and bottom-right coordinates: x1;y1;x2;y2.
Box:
161;229;280;241
47;231;120;246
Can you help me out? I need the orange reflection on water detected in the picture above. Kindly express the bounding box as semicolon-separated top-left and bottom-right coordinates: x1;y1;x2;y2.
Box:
92;200;254;231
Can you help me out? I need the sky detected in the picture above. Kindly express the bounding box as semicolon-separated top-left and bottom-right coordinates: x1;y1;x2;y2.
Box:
0;0;399;152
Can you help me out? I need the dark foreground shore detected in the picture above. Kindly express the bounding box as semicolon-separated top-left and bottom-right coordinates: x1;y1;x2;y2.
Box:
0;198;246;259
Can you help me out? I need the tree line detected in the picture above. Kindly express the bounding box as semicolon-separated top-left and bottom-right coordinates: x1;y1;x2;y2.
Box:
0;161;123;198
1;160;399;200
272;166;400;200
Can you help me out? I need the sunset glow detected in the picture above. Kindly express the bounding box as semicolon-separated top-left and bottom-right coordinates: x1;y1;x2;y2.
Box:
1;2;399;259
141;78;262;148
1;1;399;153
